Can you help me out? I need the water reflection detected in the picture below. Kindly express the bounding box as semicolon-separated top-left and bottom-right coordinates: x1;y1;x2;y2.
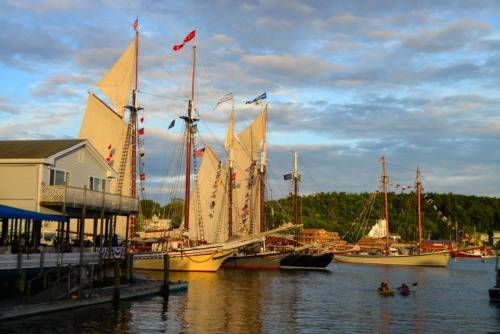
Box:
1;262;499;333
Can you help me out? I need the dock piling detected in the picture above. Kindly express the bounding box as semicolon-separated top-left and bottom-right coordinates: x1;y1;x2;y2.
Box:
162;254;169;296
113;260;120;303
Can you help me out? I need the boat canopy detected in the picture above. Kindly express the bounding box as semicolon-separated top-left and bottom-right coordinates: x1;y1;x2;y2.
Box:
0;204;66;222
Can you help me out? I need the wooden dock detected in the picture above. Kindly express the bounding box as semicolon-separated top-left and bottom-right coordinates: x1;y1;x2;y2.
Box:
0;280;187;321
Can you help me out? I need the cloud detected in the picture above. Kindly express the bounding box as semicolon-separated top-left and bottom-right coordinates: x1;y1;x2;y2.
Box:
402;20;491;53
0;97;20;114
31;74;93;97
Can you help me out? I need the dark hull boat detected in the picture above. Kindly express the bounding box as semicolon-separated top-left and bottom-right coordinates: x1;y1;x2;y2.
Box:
280;252;333;270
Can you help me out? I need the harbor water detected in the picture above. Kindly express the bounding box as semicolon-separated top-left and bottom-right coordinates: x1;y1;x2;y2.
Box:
0;259;499;333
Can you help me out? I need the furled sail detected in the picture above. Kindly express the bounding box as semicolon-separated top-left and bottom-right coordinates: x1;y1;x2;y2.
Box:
78;92;131;195
238;107;267;162
186;145;228;244
96;37;137;117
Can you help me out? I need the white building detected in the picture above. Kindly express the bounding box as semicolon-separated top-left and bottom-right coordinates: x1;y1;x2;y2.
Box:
368;219;387;238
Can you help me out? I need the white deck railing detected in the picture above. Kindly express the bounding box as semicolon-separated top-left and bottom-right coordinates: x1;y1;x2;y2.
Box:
0;252;100;271
40;184;139;214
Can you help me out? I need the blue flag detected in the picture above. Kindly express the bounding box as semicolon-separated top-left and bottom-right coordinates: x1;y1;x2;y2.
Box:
168;119;175;129
245;92;267;104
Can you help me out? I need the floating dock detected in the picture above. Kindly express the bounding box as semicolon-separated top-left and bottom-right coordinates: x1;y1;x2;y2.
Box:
0;280;187;321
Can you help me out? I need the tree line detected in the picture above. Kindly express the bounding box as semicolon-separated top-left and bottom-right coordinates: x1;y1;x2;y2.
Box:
140;192;500;243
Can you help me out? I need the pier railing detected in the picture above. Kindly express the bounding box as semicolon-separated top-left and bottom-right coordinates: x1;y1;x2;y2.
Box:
0;252;99;271
40;184;139;214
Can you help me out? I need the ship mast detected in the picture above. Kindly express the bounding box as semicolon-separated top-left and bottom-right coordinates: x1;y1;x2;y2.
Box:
182;40;197;231
259;105;268;232
292;152;300;226
130;26;140;237
381;156;390;254
227;104;234;239
416;166;423;253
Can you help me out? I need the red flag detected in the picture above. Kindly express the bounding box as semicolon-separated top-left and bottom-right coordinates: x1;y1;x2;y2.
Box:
133;18;139;31
183;30;196;43
140;173;146;181
140;116;144;123
138;128;145;136
194;147;205;158
173;43;184;51
172;30;196;52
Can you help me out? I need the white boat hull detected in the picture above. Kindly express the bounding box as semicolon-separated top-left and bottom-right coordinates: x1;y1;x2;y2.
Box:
334;251;450;267
133;248;235;272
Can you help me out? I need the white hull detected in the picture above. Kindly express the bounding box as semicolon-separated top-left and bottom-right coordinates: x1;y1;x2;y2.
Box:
334;251;450;267
133;248;235;272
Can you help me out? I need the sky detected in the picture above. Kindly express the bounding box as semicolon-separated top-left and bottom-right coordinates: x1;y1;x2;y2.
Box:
1;0;500;203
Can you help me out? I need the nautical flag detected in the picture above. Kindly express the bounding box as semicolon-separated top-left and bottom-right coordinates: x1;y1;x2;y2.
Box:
231;172;237;181
140;116;144;123
183;30;196;43
194;147;205;157
140;151;145;158
245;92;266;104
283;173;293;180
138;128;145;136
140;173;146;181
133;18;139;31
168;119;175;129
214;93;233;109
106;144;114;163
173;30;196;51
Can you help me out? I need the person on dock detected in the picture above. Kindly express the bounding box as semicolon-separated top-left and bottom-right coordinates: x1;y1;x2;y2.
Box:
111;234;118;247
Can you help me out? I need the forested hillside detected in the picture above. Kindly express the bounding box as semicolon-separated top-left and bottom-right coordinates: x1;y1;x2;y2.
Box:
140;192;500;243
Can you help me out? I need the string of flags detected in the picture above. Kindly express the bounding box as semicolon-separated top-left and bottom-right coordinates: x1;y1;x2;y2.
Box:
245;92;266;105
423;194;463;234
138;111;146;193
106;144;114;163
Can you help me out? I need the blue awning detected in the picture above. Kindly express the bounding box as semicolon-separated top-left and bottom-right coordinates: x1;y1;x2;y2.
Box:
0;204;66;222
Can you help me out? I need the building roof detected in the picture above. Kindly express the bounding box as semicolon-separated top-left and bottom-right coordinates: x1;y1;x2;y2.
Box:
0;139;85;159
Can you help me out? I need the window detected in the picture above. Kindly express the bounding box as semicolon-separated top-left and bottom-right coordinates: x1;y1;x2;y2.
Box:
50;169;68;185
89;176;106;191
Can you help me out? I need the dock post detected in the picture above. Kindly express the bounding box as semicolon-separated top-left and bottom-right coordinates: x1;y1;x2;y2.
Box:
16;252;25;295
162;254;169;296
126;253;134;283
113;260;120;303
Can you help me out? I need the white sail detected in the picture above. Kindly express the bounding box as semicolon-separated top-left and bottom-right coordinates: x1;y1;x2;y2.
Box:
96;36;137;117
238;106;267;162
78;92;131;195
186;145;228;244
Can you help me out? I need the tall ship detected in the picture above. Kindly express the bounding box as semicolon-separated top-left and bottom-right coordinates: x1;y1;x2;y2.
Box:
277;152;333;270
77;25;234;271
334;157;450;267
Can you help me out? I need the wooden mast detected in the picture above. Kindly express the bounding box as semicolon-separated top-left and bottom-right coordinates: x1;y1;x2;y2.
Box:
292;152;300;226
381;156;390;254
182;39;197;231
259;104;267;232
416;166;423;253
129;23;139;238
227;104;234;239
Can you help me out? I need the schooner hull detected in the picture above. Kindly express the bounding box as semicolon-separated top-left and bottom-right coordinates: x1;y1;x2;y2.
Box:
133;248;234;272
334;251;450;267
222;252;284;270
